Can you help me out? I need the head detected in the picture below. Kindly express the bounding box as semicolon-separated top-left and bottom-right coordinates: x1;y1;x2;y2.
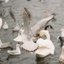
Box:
36;32;47;40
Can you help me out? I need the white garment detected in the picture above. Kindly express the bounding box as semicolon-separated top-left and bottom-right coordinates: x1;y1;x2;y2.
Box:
35;38;55;57
21;39;38;51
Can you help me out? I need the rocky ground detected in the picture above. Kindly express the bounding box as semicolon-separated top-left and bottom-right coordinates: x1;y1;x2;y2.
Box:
0;0;64;64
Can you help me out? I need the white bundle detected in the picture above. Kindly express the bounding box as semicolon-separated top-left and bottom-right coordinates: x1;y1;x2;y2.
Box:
2;22;8;30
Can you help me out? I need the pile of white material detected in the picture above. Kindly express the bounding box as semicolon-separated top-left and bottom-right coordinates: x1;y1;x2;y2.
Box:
12;23;20;32
2;22;8;30
7;43;21;55
35;38;55;57
14;32;22;42
14;28;24;42
21;39;38;51
14;13;55;56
